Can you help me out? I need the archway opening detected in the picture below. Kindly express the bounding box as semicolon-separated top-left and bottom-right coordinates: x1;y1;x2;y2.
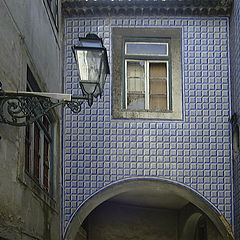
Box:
64;179;233;240
81;194;222;240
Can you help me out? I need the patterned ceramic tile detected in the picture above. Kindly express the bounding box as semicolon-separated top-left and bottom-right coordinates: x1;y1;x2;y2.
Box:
63;16;232;236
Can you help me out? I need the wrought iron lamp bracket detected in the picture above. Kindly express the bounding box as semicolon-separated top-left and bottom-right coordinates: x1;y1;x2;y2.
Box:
0;83;88;126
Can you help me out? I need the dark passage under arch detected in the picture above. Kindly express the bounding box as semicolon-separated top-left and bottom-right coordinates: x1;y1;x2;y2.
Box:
64;178;234;240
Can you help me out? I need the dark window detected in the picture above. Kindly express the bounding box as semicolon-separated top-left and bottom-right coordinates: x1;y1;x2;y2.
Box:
46;0;58;28
43;116;50;190
24;67;53;192
25;117;31;173
33;123;40;180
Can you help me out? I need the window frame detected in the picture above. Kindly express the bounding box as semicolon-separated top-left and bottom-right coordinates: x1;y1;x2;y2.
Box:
112;27;183;120
24;67;54;195
125;60;170;110
125;41;169;56
46;0;58;29
124;38;171;111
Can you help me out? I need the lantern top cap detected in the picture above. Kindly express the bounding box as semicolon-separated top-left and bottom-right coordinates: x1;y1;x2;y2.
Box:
78;33;104;48
85;33;100;40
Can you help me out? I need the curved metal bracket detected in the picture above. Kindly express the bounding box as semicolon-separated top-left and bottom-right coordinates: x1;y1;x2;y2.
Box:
65;99;84;114
0;90;88;126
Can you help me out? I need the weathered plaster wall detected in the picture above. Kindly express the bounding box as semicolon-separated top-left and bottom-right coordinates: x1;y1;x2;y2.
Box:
63;15;232;237
0;0;61;239
230;0;240;238
4;0;61;94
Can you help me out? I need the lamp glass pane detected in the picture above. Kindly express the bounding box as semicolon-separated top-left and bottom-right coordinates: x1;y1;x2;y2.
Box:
81;82;98;96
99;57;108;89
93;58;107;97
76;49;103;82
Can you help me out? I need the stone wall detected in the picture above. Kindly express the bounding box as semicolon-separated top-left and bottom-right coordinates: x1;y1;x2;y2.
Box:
0;0;61;239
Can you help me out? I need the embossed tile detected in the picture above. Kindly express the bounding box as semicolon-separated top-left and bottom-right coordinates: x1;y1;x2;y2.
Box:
63;16;233;235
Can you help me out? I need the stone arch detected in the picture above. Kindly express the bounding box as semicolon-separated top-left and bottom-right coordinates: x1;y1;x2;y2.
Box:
63;177;234;240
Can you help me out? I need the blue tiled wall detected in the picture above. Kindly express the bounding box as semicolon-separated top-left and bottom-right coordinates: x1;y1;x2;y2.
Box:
231;0;240;238
63;16;232;234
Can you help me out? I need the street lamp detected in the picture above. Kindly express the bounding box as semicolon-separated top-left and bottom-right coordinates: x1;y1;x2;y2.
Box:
0;33;110;126
72;33;110;106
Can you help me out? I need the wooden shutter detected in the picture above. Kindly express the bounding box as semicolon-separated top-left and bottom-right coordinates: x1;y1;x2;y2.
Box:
43;116;50;190
33;124;40;180
25;125;31;172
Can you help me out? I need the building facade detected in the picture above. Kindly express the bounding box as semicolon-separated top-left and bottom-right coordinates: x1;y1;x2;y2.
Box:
0;0;61;239
1;0;240;240
62;0;236;239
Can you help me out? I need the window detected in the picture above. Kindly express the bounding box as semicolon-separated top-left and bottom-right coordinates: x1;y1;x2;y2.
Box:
124;40;170;111
112;28;182;120
46;0;58;28
25;67;53;193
